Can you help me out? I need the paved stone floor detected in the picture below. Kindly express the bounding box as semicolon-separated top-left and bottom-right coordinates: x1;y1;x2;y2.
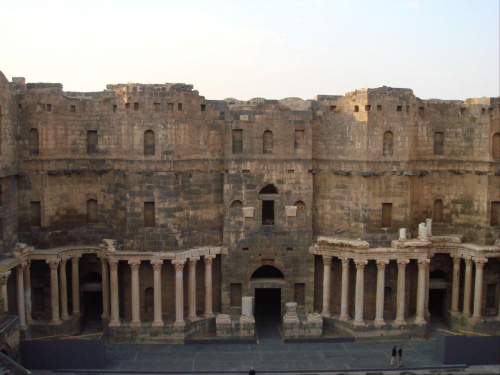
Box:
102;322;499;374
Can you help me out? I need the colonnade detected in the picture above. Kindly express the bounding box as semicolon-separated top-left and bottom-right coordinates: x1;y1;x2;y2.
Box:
320;256;430;326
0;253;217;329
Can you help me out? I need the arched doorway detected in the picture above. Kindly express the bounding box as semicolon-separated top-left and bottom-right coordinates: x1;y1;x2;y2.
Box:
251;265;284;322
429;269;449;320
80;271;103;333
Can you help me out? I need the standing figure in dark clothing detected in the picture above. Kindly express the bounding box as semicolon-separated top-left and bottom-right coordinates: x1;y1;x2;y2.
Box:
397;346;403;367
249;367;256;375
391;345;397;366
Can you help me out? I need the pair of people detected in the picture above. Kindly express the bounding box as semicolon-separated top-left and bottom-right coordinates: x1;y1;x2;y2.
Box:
391;345;403;367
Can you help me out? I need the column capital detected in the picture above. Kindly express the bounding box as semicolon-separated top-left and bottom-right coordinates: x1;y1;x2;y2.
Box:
47;259;61;269
0;271;11;285
128;260;141;270
97;254;108;261
70;254;82;260
397;259;410;267
473;257;488;267
376;259;389;268
451;254;462;261
17;262;27;270
354;259;368;269
322;255;333;266
418;258;431;267
204;254;216;264
463;255;473;265
172;259;186;271
109;259;119;270
60;256;70;264
189;257;200;265
151;259;163;270
341;258;350;267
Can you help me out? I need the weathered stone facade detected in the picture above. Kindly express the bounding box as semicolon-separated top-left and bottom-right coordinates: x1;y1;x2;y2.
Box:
0;71;498;344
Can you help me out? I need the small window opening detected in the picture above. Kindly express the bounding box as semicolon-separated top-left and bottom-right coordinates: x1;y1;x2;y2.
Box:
125;103;131;109
354;105;359;112
31;201;41;227
365;105;371;112
262;200;274;225
287;247;293;252
242;247;249;251
434;132;444;155
29;128;40;155
383;131;394;157
230;200;243;208
488;107;494;115
263;130;273;154
491;201;500;226
70;105;76;113
460;107;466;115
481;108;486;115
87;130;98;154
419;107;425;113
406;105;410;112
382;203;392;228
377;105;382;111
112;105;117;113
329;105;337;112
46;104;51;112
295;130;305;150
134;102;139;111
167;103;174;111
396;106;402;112
232;129;243;154
144;130;155;156
201;104;206;112
493;133;500;161
242;169;250;173
144;202;155;227
288;169;295;173
295;201;305;216
433;199;443;223
18;104;22;110
178;103;183;111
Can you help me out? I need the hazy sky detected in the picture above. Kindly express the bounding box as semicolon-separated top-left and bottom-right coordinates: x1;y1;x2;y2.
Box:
1;0;498;101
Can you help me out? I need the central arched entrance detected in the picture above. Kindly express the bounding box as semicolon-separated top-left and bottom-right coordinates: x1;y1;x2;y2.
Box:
251;265;284;322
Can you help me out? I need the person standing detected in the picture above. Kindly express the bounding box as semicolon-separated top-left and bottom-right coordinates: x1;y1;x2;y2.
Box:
249;367;256;375
391;345;397;366
397;346;403;367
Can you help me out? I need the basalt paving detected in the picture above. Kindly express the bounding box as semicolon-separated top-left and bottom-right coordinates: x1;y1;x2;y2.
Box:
104;323;449;373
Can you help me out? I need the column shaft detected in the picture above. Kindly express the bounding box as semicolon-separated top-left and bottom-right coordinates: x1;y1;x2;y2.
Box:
24;261;32;324
415;259;430;324
463;257;473;318
71;256;81;315
59;257;69;320
16;264;26;328
321;256;332;317
101;257;110;319
129;260;141;327
340;258;350;321
151;260;164;327
188;257;200;320
353;260;367;326
451;255;461;313
109;260;120;326
375;260;388;326
395;259;409;325
204;255;216;318
0;272;11;312
173;260;186;327
47;260;61;324
472;258;487;319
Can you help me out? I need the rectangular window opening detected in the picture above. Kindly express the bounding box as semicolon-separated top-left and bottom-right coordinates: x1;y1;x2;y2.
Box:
232;129;243;154
287;247;293;252
201;104;206;112
406;105;410;112
178;103;183;111
242;247;249;251
134;102;139;111
354;105;359;112
491;201;500;226
144;202;155;227
18;104;22;110
46;104;51;112
460;108;466;115
396;106;402;112
242;169;250;174
262;200;274;225
329;105;337;112
377;105;383;111
87;130;98;154
125;103;131;109
382;203;392;228
419;107;425;113
112;105;117;113
31;201;41;227
70;105;76;113
365;105;371;112
434;132;444;156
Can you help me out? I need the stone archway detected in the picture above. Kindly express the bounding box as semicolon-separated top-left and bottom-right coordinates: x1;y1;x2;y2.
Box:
251;265;285;322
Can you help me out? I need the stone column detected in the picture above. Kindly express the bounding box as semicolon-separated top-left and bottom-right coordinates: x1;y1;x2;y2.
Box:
375;259;389;326
425;257;431;318
16;263;26;329
151;259;164;327
47;259;61;325
172;260;186;327
462;256;473;318
204;255;216;318
321;256;332;317
59;257;69;320
109;259;120;327
395;259;409;325
450;255;461;314
472;257;488;320
128;260;141;328
188;257;200;320
71;255;81;316
24;261;32;324
100;256;110;319
0;272;11;312
353;260;368;326
415;259;430;324
340;258;350;321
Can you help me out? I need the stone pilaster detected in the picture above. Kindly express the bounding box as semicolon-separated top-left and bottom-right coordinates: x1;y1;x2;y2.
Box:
109;259;121;327
395;259;409;325
59;257;69;320
188;257;200;321
0;272;11;312
450;254;461;314
353;260;368;326
47;259;61;325
100;256;110;319
340;258;350;321
172;260;186;327
471;257;488;321
151;259;164;327
71;255;81;316
16;263;26;329
204;255;216;318
321;256;332;317
463;256;473;318
415;259;430;324
375;259;389;326
128;260;141;328
24;261;32;324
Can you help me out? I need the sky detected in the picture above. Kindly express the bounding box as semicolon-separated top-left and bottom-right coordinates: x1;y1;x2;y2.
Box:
0;0;498;101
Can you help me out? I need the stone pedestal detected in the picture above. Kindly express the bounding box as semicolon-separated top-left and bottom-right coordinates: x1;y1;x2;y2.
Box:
283;302;299;323
240;296;255;323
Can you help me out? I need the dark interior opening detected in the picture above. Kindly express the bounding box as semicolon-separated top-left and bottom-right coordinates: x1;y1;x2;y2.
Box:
251;265;284;279
429;289;446;319
255;288;281;322
262;200;274;225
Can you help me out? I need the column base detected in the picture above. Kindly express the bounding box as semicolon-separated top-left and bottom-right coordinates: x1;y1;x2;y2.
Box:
49;319;62;326
394;319;407;326
204;312;215;319
353;320;365;327
130;321;142;328
339;315;349;321
19;325;27;331
174;320;185;328
321;311;331;318
467;316;484;325
109;320;121;327
188;315;199;322
450;309;460;316
462;312;471;318
414;317;426;325
61;315;70;321
374;319;386;327
152;321;164;328
101;313;110;319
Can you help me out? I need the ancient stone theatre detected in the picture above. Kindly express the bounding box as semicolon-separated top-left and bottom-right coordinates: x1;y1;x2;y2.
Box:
0;71;498;349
